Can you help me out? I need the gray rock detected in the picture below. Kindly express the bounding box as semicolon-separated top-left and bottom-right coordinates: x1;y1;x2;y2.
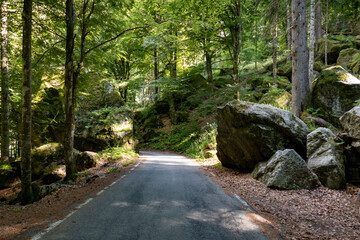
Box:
216;100;309;171
307;128;346;189
340;106;360;140
310;66;360;127
252;149;319;190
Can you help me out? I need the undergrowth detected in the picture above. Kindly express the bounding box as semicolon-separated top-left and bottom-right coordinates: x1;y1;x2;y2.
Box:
99;147;138;161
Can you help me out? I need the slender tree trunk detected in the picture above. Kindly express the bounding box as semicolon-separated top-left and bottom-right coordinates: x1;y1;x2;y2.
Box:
309;0;316;85
272;14;278;86
230;0;242;99
254;2;258;70
64;0;76;181
291;0;309;117
205;50;213;82
154;48;159;101
314;0;322;52
287;0;292;62
21;0;33;205
1;0;10;164
169;50;177;125
324;0;328;65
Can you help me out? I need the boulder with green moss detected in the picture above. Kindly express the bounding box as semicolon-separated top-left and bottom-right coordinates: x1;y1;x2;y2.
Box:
74;151;100;171
216;100;309;171
318;39;353;64
337;48;360;73
310;66;360;126
75;107;136;152
259;89;291;109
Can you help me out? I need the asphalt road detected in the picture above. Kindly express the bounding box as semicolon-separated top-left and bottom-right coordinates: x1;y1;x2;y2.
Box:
31;151;268;240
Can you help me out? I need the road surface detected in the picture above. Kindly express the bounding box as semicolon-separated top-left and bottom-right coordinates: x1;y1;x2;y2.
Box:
30;151;268;240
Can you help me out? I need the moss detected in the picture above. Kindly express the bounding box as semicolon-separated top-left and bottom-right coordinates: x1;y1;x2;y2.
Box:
337;48;360;71
312;66;351;89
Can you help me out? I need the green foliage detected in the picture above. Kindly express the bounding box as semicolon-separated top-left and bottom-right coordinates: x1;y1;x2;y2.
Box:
306;108;324;118
99;147;139;161
354;99;360;106
0;163;12;170
186;123;217;159
122;160;135;167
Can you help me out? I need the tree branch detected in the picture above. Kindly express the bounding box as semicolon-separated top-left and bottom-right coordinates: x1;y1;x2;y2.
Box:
85;25;149;56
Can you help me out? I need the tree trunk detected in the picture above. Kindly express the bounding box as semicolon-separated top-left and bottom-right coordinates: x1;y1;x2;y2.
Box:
64;0;76;182
169;50;177;125
1;0;9;164
309;0;316;85
287;0;292;62
154;48;159;101
205;50;213;82
324;0;328;65
272;14;278;86
314;0;322;52
21;0;33;205
233;0;242;100
291;0;309;117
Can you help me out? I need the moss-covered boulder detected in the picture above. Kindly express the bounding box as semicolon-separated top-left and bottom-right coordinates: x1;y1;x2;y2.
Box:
216;101;309;171
252;149;319;190
75;107;136;152
277;62;292;80
337;48;360;73
74;151;100;171
259;89;292;109
314;61;326;72
310;66;360;126
318;39;353;64
30;143;64;180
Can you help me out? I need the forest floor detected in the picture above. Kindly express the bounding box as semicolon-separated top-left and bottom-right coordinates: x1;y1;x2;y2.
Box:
1;152;360;240
198;157;360;240
0;156;144;240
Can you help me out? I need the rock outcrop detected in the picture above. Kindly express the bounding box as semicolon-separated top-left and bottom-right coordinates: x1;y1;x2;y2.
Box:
340;106;360;185
310;66;360;126
307;128;346;189
337;48;360;74
318;39;353;64
252;149;319;190
75;107;137;152
216;100;309;171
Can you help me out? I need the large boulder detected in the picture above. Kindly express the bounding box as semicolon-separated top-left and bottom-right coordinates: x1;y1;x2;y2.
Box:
340;106;360;140
75;107;137;152
216;100;309;171
74;151;100;171
340;106;360;186
337;48;360;74
252;149;319;190
310;66;360;126
30;143;65;180
307;128;346;189
318;39;353;64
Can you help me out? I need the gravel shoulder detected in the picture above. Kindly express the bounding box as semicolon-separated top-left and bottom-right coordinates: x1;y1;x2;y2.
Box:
197;158;360;240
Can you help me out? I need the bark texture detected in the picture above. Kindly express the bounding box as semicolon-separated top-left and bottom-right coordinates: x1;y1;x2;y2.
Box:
21;0;33;205
1;0;9;163
272;13;278;86
64;0;76;181
314;0;322;52
154;48;159;101
309;0;316;85
286;0;292;62
291;0;309;117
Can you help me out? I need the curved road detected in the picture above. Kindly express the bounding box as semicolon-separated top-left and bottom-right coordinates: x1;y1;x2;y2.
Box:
30;151;268;240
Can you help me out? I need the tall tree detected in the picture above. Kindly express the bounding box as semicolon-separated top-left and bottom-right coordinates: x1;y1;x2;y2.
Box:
1;0;9;164
64;0;76;181
291;0;309;117
309;0;316;84
21;0;33;205
286;0;292;62
314;0;322;52
324;0;328;65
